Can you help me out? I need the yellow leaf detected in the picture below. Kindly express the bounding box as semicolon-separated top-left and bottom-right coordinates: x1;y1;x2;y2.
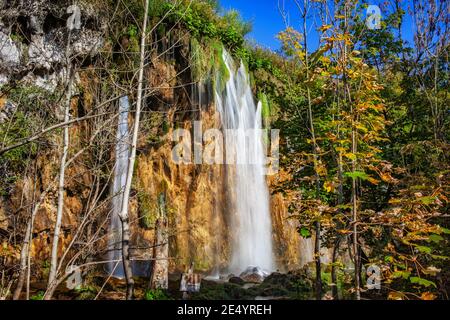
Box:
319;24;332;32
324;181;334;193
388;292;404;300
367;177;380;185
316;164;327;176
380;172;394;182
344;153;357;160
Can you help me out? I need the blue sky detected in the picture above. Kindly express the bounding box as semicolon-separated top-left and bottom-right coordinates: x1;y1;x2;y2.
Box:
219;0;415;52
219;0;300;51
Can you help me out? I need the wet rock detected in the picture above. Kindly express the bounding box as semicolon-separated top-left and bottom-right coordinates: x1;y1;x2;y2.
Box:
242;283;257;289
239;266;269;283
252;270;314;299
241;273;264;283
190;280;251;300
228;276;245;285
191;270;315;300
220;274;234;281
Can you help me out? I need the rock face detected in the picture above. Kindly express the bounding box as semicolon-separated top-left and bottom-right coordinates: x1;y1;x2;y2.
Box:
0;0;105;89
132;93;230;272
0;31;21;70
269;176;314;269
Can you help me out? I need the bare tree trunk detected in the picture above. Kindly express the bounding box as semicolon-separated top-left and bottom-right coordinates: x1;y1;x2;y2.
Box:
351;119;360;300
13;187;51;300
331;152;344;300
306;70;322;301
340;0;360;301
331;237;340;299
119;0;150;300
13;220;31;300
299;0;322;300
150;193;168;290
44;72;73;300
314;221;322;299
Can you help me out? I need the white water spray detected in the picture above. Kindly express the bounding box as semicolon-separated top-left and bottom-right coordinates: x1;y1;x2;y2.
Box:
107;96;130;277
215;49;275;274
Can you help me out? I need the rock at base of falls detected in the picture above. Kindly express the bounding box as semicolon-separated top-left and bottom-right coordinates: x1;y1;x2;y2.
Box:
228;276;245;285
239;266;270;284
187;269;315;300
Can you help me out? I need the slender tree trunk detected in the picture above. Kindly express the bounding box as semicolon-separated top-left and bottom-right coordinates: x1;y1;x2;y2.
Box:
300;0;322;299
44;71;73;300
331;237;340;299
306;83;322;299
433;54;439;141
150;193;169;290
13;187;51;300
351;118;360;300
119;0;150;300
341;0;360;300
13;219;31;300
307;84;322;299
314;221;322;299
331;149;344;300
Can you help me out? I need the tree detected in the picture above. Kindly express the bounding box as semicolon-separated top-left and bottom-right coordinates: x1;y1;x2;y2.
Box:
118;0;150;300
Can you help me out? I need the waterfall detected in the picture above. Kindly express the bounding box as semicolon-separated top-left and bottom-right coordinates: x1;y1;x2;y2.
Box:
107;95;130;278
215;49;275;274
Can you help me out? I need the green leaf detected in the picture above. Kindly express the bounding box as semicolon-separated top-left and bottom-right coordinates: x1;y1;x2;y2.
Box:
428;234;444;244
410;277;436;288
440;227;450;235
392;270;411;279
430;254;449;260
30;291;45;300
336;204;352;210
416;245;432;254
418;196;436;205
344;171;369;180
300;227;311;238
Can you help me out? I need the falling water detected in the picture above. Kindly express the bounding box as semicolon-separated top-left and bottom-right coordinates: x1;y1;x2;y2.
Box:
106;95;130;278
215;49;275;274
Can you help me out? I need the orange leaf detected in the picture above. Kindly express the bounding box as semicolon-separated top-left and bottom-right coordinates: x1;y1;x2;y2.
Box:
420;292;436;300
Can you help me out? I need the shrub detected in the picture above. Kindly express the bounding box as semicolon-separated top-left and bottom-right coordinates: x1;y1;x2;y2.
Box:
144;288;170;300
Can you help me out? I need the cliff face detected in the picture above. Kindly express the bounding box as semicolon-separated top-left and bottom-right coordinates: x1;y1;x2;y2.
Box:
0;0;307;276
0;0;105;90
